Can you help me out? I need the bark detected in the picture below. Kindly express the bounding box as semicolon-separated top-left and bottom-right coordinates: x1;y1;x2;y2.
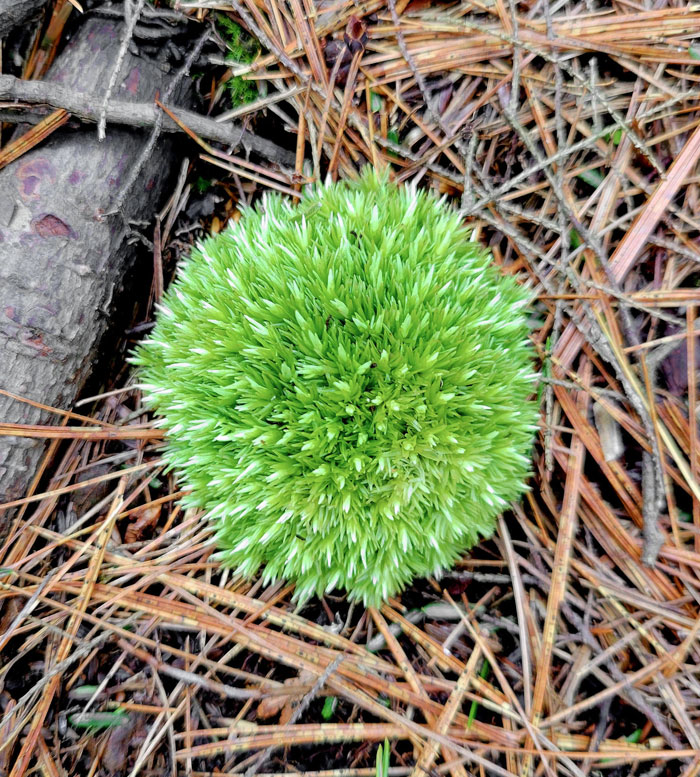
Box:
0;0;46;38
0;18;191;511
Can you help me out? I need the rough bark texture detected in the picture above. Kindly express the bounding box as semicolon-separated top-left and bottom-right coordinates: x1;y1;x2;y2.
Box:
0;18;191;509
0;0;46;38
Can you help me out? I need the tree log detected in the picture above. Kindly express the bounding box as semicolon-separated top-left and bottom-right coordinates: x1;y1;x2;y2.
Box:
0;0;46;38
0;18;192;512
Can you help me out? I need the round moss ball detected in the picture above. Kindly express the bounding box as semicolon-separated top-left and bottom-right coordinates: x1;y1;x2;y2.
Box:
133;170;537;605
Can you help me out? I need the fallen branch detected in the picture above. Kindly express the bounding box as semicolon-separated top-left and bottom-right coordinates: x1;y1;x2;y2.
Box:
0;74;295;168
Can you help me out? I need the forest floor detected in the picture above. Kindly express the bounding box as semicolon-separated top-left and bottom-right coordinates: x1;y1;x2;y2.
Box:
1;0;700;775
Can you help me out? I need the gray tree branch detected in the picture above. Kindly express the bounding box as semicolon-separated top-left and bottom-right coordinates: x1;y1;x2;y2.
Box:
0;74;295;168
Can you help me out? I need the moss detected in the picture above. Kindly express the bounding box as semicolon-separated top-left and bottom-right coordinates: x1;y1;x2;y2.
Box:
133;170;538;605
215;14;259;107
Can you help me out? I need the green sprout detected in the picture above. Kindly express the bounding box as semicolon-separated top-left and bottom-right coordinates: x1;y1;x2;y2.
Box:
376;738;391;777
467;658;491;727
321;696;337;720
68;709;129;730
133;170;537;605
195;176;214;194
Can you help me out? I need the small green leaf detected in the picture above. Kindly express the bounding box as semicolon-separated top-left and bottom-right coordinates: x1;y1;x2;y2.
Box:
69;685;101;700
600;727;644;765
69;709;129;730
569;229;582;249
467;659;491;728
385;130;400;158
321;696;337;720
689;45;700;60
625;728;643;744
577;169;604;188
603;128;623;145
369;91;383;112
375;738;390;777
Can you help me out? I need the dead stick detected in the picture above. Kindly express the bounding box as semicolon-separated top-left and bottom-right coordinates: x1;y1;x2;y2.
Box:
0;74;295;167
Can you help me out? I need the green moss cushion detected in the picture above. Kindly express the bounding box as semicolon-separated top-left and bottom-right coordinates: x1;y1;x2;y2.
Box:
133;170;538;605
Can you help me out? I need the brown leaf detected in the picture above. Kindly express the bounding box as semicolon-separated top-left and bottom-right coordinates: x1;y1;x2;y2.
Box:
344;15;367;54
0;597;22;637
256;693;288;720
256;670;315;722
102;720;134;774
124;504;161;544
